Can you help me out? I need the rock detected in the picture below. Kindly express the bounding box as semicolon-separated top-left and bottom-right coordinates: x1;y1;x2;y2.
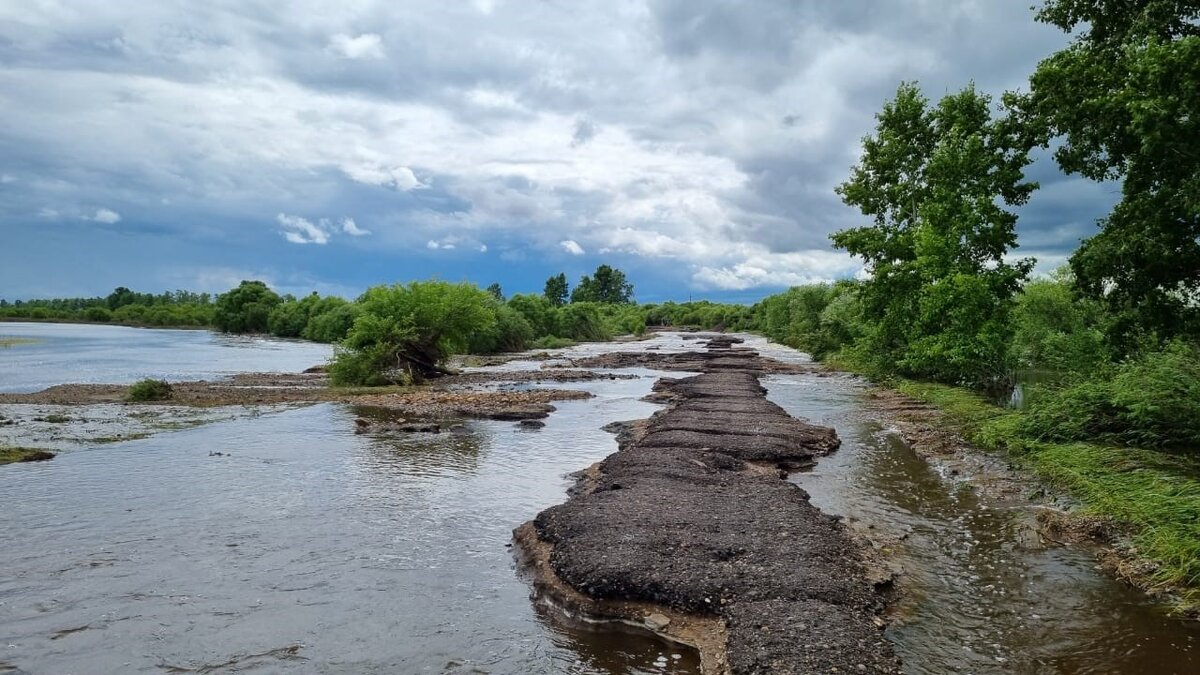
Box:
518;419;546;429
644;613;671;631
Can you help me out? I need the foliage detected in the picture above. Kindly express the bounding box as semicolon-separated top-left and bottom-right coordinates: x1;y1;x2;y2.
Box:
896;378;1200;607
570;264;634;304
543;273;569;307
486;283;505;301
1020;340;1200;449
301;297;357;343
507;293;559;337
554;302;611;342
84;306;112;322
833;82;1034;385
213;281;281;334
643;301;756;331
127;378;174;402
1009;271;1110;373
530;335;575;349
1019;0;1200;346
267;293;319;338
329;281;497;385
468;303;534;353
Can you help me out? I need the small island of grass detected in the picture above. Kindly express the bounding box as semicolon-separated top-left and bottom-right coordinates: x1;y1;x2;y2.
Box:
0;446;56;465
0;337;40;348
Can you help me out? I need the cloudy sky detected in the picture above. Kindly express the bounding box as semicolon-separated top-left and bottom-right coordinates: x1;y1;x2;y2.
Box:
0;1;1117;302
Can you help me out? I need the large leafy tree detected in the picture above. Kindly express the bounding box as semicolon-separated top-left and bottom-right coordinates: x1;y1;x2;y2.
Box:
1019;0;1200;345
834;83;1035;384
543;273;569;307
213;280;282;334
570;264;634;304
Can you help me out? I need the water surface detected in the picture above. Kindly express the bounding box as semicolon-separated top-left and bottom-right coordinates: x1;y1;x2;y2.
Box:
0;322;331;393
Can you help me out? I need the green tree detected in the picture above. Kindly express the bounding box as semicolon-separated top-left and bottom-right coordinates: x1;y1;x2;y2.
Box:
329;281;497;385
570;264;634;304
485;282;505;302
834;82;1035;384
543;273;569;307
213;281;282;334
1018;0;1200;346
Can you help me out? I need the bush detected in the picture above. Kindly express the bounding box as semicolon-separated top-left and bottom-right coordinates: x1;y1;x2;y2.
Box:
1010;275;1109;373
1021;340;1200;448
330;281;497;385
302;299;357;343
554;303;611;342
468;303;534;353
531;335;575;349
127;379;173;402
213;280;281;334
84;306;112;322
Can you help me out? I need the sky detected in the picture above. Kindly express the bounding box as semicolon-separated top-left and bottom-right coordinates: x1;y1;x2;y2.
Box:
0;1;1119;303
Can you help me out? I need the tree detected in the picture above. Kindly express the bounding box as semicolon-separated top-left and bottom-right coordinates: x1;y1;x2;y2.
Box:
485;282;505;302
213;281;282;334
329;281;497;385
543;273;568;306
1018;0;1200;346
570;264;634;304
834;82;1035;385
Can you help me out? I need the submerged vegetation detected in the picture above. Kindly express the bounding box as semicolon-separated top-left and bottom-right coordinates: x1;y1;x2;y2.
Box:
0;446;56;465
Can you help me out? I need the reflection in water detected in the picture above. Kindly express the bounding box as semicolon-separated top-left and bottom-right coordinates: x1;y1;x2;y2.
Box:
0;369;699;674
765;372;1200;675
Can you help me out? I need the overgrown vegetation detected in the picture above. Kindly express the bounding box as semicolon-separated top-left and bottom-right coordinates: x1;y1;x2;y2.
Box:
0;446;56;465
127;379;174;402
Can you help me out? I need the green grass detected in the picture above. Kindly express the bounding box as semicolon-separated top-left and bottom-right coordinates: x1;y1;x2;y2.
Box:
127;379;173;402
894;380;1200;610
0;446;56;464
0;337;40;348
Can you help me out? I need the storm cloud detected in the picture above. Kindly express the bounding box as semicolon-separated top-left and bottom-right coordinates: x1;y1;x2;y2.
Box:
0;1;1108;299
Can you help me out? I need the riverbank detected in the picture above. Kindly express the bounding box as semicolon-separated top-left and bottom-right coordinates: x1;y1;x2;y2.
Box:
516;338;899;673
867;378;1200;614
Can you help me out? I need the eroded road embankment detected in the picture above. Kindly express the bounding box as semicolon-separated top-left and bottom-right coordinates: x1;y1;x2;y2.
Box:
516;338;899;674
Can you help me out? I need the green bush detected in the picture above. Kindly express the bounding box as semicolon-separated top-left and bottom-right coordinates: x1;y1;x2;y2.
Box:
330;281;497;385
554;302;611;342
531;335;575;349
213;280;281;334
302;299;357;343
1021;340;1200;448
1010;275;1109;373
468;303;534;353
127;379;173;402
84;306;112;322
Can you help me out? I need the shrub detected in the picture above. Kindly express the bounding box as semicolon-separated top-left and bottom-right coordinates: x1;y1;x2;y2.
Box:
213;280;281;334
1021;340;1200;448
84;306;112;322
531;335;575;349
554;302;610;342
127;379;173;402
330;281;497;385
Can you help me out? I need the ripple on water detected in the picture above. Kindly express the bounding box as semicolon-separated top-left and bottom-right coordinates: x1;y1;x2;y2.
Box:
0;364;703;674
765;372;1199;675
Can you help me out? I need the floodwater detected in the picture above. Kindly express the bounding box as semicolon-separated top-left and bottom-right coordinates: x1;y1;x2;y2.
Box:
761;361;1200;674
2;327;1198;674
0;322;332;393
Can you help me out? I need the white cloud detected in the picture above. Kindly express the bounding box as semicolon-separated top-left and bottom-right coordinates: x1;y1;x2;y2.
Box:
340;217;370;236
342;165;425;191
329;33;384;60
37;207;59;218
90;208;121;224
277;213;330;244
560;239;585;255
0;174;15;183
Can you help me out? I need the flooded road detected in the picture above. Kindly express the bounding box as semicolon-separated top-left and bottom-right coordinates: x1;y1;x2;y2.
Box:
2;327;1198;673
764;370;1200;674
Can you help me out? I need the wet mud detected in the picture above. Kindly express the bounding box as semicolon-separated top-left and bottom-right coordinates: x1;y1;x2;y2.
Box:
517;338;899;673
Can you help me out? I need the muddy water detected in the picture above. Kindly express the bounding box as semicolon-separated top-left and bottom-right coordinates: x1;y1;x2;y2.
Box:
4;329;1198;674
0;322;332;393
762;367;1200;674
1;358;698;673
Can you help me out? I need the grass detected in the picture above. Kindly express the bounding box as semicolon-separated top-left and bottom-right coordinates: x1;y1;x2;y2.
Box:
0;337;40;348
894;379;1200;610
127;379;173;402
0;446;56;465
